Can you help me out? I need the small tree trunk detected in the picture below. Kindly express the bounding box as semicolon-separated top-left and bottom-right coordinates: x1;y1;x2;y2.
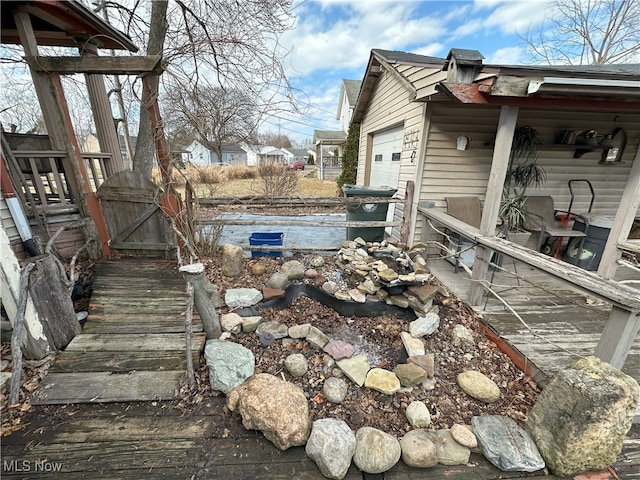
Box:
180;263;222;339
9;263;35;405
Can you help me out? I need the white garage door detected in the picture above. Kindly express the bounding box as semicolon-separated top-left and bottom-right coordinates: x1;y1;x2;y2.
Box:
370;126;403;188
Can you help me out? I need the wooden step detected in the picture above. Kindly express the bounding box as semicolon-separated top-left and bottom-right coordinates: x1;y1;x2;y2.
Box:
65;333;206;352
49;350;202;373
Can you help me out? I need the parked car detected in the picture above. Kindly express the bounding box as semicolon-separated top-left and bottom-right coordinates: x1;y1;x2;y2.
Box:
289;159;306;170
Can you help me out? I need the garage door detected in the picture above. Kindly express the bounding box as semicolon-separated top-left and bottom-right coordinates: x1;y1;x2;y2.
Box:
370;126;403;188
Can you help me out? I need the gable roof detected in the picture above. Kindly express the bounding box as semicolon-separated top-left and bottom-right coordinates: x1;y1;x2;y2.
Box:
336;79;363;119
352;47;640;122
313;130;347;144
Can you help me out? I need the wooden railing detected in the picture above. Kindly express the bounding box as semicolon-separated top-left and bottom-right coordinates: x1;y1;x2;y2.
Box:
11;150;112;212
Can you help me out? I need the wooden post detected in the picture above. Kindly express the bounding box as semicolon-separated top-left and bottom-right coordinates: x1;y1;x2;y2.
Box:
597;146;640;280
81;43;126;177
468;105;519;306
400;180;415;245
594;306;640;369
179;263;222;340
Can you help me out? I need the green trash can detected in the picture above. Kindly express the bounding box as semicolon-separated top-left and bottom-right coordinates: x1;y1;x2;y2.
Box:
342;184;398;242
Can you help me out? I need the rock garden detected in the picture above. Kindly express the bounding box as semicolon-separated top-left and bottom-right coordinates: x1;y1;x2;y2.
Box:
195;238;640;479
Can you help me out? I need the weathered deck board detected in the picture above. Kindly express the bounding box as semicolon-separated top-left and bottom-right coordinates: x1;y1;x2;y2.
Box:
49;350;201;373
65;333;205;352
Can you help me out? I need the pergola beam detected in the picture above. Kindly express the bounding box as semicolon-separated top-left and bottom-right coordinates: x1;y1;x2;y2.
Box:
25;55;164;75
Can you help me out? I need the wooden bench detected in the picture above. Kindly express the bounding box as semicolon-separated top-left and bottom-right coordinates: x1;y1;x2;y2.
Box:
419;207;640;370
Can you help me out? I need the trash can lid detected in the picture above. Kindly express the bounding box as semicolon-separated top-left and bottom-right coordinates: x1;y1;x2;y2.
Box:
342;184;398;196
575;213;615;228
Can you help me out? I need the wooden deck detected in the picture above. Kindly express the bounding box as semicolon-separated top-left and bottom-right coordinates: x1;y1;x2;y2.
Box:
2;257;639;479
30;258;206;405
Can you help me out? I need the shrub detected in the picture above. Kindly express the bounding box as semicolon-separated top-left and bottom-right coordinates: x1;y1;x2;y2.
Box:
256;159;299;198
336;123;359;193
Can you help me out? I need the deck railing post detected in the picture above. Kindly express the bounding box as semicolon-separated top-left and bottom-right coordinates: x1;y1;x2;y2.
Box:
179;263;222;340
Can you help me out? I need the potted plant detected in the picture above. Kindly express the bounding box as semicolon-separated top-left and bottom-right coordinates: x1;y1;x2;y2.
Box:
499;125;546;244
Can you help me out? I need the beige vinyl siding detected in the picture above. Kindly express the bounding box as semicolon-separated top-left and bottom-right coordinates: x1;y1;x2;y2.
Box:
1;195;20;242
411;103;640;245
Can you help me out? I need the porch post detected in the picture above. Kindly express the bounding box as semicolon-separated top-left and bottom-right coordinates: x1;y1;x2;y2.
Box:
597;145;640;279
593;306;640;369
468;105;519;306
316;142;324;181
80;43;126;177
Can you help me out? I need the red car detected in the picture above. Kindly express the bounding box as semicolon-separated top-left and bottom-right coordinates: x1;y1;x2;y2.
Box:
289;159;306;170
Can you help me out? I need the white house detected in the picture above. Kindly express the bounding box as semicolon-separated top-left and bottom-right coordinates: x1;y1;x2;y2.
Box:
186;140;248;166
337;79;362;133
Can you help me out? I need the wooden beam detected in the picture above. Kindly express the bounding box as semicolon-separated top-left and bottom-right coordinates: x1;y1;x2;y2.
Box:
598;145;640;279
594;306;640;369
25;55;164;75
469;105;518;306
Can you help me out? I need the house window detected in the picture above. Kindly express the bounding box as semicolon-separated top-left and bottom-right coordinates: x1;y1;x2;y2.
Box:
374;154;383;162
391;152;401;161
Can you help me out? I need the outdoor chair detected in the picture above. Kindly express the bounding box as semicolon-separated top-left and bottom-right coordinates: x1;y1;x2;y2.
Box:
522;196;589;257
445;196;482;273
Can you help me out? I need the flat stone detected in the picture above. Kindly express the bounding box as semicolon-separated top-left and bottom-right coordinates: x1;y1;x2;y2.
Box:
337;354;370;387
357;279;379;294
240;315;264;333
364;368;400;395
321;280;338;294
288;323;311;339
400;332;425;357
406;284;438;303
450;423;477;449
393;363;427;386
473;415;545;472
262;287;285;301
225;288;263;307
389;295;409;308
323;377;348;404
306;325;329;349
323;340;356;360
305;418;356;480
458;370;501;403
405;400;431;428
400;429;439;468
407;354;435;378
220;312;243;334
409;312;440;337
348;288;366;303
353;427;401;474
255;321;289;339
526;356;640;477
334;291;351;301
378;268;398;282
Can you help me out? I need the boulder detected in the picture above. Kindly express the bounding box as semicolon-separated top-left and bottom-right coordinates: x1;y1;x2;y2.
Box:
305;418;356;480
225;288;263;307
306;325;329;349
288;323;311;339
221;244;243;277
353;427;401;474
400;429;439;468
204;339;255;393
526;356;640;477
457;370;501;403
261;287;285;301
227;373;311;450
406;284;438;303
240;316;263;333
266;272;289;290
450;423;477;449
473;415;544;472
250;262;266;275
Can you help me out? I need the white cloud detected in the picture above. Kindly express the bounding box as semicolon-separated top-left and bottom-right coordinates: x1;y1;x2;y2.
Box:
482;1;550;35
486;46;524;64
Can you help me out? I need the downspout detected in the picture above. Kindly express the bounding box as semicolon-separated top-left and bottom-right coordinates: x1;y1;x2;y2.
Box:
0;154;40;256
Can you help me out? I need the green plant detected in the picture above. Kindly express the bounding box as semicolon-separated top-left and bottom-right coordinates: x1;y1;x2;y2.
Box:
336;123;360;192
500;125;546;231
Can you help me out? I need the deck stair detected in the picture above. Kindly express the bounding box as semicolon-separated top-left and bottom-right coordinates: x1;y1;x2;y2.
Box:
31;258;205;405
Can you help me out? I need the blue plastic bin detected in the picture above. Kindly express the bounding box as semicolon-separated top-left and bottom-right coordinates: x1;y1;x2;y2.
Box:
249;232;283;257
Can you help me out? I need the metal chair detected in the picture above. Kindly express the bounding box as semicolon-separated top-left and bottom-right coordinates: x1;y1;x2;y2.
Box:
522;196;589;258
445;196;482;273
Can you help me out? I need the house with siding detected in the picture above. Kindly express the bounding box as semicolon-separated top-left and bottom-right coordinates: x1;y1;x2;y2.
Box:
186;140;248;166
351;48;640;253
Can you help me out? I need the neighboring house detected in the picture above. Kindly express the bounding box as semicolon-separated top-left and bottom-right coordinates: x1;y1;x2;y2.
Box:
243;145;288;166
282;148;309;165
186;139;214;166
337;79;362;133
185;141;248;166
313;130;347;180
83;132;138;163
351;48;640;248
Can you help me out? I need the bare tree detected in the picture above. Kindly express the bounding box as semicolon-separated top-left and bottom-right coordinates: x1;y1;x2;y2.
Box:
523;0;640;65
259;131;292;149
164;84;258;163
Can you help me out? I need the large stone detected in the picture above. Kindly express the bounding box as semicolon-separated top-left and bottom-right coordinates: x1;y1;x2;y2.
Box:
204;339;255;393
241;316;263;333
353;427;401;474
281;260;305;280
227;373;311;450
378;269;398;282
221;244;243;277
225;288;263;307
262;287;285;301
305;418;356;480
407;354;435;378
337;354;370;387
348;288;366;303
472;415;544;472
365;368;400;395
393;363;427;386
323;377;348;404
450;423;477;449
220;312;243;334
420;430;471;466
400;429;439;468
405;400;431;428
406;284;438;303
409;312;440;337
526;356;640;477
266;272;289;290
400;332;425;357
255;321;289;339
457;370;501;403
288;323;311;339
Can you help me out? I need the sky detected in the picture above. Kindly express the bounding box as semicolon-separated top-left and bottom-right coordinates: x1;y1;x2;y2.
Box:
265;0;552;145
